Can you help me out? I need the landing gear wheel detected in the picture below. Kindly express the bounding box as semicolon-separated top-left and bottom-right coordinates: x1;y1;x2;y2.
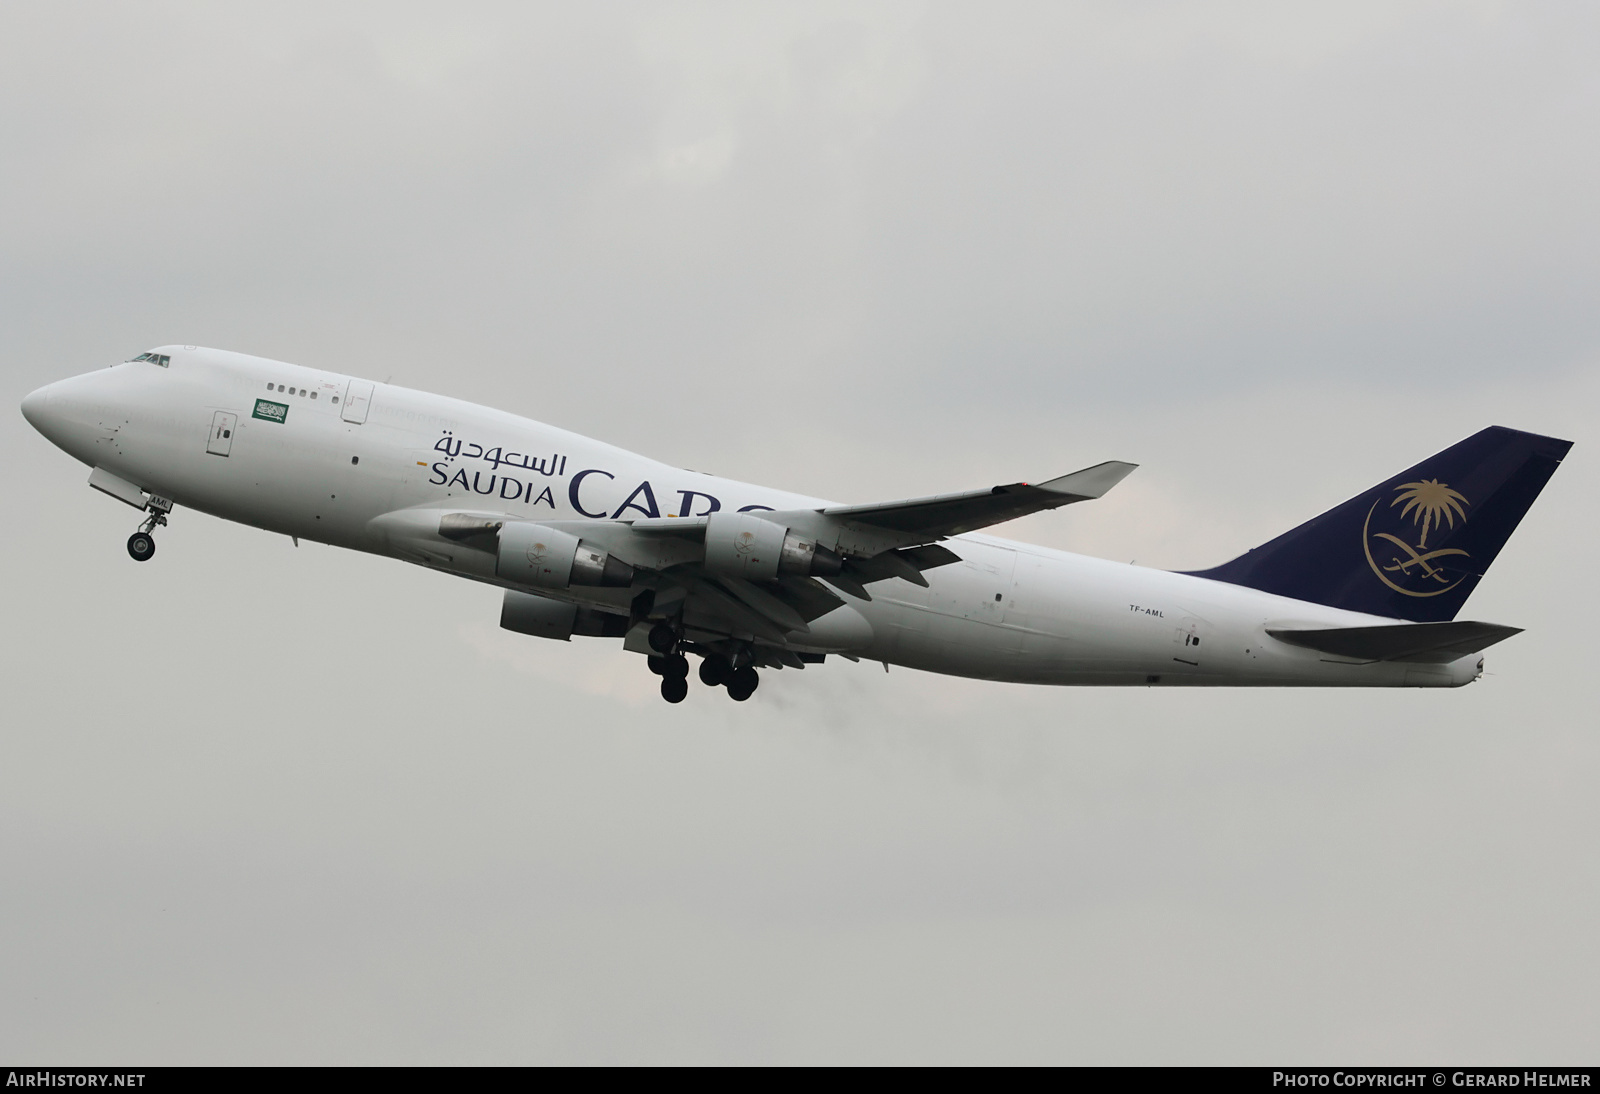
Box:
649;654;689;679
660;676;688;704
127;499;171;562
726;666;759;702
648;622;678;654
699;657;730;687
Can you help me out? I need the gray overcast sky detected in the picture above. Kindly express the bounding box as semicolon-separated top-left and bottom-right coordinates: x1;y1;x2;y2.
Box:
2;1;1596;1064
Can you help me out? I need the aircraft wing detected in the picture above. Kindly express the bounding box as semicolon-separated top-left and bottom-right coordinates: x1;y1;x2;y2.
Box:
768;460;1139;557
824;460;1137;537
380;458;1136;652
631;459;1138;600
626;459;1139;556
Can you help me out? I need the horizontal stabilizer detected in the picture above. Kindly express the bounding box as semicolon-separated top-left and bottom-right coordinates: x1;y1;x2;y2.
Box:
1266;620;1523;663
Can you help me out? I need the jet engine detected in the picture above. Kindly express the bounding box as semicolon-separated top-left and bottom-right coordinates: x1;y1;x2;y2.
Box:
496;522;634;589
703;511;842;581
500;590;630;641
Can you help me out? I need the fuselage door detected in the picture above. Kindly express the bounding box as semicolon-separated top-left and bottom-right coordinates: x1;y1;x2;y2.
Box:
206;410;238;457
342;380;374;424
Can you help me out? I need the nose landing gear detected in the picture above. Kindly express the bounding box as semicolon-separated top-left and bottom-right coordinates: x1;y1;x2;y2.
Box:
127;531;156;561
126;497;173;563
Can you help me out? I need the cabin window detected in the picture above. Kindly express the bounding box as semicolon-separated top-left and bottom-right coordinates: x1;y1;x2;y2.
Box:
266;382;273;389
278;384;285;392
310;391;317;400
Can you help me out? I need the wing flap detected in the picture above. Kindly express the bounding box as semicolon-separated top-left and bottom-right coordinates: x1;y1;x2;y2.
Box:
683;578;791;643
716;575;811;633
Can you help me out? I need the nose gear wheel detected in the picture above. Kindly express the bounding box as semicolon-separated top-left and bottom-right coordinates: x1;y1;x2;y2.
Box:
126;497;172;563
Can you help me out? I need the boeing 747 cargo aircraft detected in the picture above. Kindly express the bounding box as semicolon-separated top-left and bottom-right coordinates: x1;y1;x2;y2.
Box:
21;346;1572;703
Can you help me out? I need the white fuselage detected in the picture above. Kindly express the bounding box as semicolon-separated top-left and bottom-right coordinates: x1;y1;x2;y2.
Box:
22;347;1482;688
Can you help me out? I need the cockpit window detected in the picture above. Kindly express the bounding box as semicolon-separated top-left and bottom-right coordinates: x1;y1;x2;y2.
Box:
127;352;171;367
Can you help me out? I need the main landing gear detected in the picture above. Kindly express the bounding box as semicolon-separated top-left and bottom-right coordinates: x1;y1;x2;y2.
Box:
647;651;691;704
644;620;691;703
126;497;173;562
645;625;761;704
698;656;759;702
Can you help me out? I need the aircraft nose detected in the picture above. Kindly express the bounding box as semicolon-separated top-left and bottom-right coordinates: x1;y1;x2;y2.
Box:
20;383;56;436
21;374;98;458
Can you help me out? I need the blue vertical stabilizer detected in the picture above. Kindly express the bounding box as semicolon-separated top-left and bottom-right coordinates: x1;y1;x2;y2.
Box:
1184;426;1573;621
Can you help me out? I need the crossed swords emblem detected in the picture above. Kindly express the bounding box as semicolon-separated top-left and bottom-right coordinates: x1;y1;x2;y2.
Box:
1370;533;1469;585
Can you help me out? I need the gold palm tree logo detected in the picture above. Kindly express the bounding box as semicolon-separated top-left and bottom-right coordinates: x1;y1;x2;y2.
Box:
1390;479;1468;548
1363;479;1473;597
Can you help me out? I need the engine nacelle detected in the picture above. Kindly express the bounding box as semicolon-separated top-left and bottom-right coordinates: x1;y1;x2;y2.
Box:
704;512;842;581
500;590;630;641
496;522;634;589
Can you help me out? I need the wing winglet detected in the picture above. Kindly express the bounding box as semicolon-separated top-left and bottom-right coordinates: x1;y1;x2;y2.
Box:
1034;460;1139;500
